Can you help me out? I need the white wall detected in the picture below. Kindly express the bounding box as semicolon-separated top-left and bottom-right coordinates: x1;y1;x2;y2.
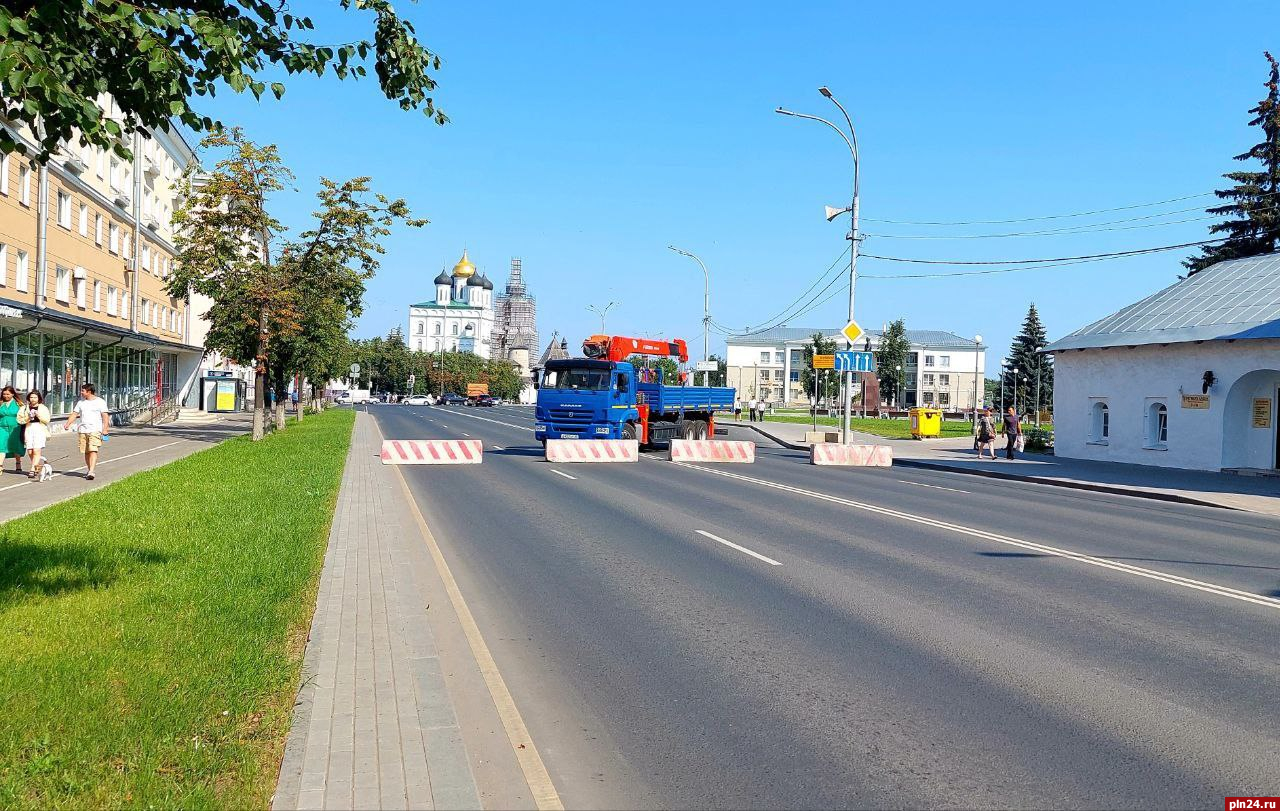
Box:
1052;339;1280;471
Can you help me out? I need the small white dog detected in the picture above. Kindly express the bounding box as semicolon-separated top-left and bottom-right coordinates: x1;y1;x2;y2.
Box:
37;461;53;482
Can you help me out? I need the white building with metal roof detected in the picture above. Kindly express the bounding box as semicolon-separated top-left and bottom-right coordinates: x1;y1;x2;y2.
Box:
1045;252;1280;472
724;326;985;410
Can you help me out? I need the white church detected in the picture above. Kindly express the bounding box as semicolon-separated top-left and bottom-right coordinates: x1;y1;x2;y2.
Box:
408;250;496;357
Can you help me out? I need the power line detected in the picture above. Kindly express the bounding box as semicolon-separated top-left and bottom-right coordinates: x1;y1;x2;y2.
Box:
865;212;1228;241
860;192;1216;226
859;238;1225;266
710;245;849;335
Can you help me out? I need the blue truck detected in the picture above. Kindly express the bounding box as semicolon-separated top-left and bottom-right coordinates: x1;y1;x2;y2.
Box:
534;335;736;446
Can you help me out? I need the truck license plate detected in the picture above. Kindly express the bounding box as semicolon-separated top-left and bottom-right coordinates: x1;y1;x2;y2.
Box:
560;433;579;439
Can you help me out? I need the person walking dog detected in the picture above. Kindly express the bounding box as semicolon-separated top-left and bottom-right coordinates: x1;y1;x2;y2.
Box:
1002;406;1021;461
20;390;52;480
65;383;110;481
0;385;24;474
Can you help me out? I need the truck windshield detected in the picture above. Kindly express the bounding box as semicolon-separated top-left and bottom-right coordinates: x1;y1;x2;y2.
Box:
550;367;611;391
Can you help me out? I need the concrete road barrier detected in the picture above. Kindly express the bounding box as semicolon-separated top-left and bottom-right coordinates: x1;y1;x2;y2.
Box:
810;443;892;467
381;439;483;465
545;438;639;463
669;439;756;463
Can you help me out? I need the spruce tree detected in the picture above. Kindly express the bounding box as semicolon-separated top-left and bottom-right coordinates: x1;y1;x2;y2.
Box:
1185;52;1280;275
1004;304;1053;417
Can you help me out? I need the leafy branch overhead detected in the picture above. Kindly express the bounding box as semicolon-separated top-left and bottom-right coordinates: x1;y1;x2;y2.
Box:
0;0;448;160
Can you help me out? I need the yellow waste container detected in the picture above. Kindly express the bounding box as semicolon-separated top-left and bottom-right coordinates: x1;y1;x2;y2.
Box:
909;407;942;438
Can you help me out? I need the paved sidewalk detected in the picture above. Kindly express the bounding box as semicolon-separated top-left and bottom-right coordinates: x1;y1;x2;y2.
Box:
273;413;482;811
723;418;1280;515
0;413;252;524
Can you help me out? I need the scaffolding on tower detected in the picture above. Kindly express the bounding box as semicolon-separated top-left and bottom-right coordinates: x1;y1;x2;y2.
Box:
492;258;539;362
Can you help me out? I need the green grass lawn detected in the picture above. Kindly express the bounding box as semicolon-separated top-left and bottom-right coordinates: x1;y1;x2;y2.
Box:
0;408;354;808
764;413;979;439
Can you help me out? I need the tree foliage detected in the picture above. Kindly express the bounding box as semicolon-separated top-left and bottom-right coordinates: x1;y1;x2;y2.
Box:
625;354;679;385
0;0;447;160
1003;303;1052;415
875;319;910;405
349;332;523;399
800;332;839;403
1185;52;1280;274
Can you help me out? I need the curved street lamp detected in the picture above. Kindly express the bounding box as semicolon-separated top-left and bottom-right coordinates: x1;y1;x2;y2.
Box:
668;245;710;383
586;301;618;334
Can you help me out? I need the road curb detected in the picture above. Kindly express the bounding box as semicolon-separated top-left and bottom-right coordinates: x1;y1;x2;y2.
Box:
730;420;1243;513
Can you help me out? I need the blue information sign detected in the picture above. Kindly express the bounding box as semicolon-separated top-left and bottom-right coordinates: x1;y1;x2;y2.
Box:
835;351;876;372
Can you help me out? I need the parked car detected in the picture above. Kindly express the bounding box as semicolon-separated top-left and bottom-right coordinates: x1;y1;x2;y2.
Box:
439;393;467;405
405;395;431;406
473;395;496;407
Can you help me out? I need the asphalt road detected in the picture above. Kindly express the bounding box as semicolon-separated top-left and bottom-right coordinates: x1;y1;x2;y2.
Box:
370;403;1280;809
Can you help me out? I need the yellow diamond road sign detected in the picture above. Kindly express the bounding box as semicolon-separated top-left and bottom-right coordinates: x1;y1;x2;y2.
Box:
841;319;864;346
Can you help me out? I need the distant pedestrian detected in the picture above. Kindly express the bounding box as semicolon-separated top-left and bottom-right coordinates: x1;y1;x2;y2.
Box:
0;385;24;474
733;401;742;421
747;399;757;422
65;383;110;481
21;390;51;480
290;389;299;411
1002;406;1021;460
976;407;997;460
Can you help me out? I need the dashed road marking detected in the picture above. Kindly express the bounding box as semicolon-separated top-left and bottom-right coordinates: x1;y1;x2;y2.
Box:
549;469;577;480
898;480;971;494
695;529;782;566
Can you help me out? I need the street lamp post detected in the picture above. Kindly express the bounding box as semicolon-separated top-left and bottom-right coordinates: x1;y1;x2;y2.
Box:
1034;347;1043;426
895;364;903;410
973;334;983;433
586;302;618;334
1012;367;1020;416
999;358;1006;413
777;86;860;443
668;245;711;385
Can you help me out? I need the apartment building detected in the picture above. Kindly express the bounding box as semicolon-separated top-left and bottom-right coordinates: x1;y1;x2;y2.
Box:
0;101;203;416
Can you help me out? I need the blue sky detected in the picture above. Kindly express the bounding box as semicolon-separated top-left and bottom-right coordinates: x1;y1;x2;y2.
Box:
200;1;1280;373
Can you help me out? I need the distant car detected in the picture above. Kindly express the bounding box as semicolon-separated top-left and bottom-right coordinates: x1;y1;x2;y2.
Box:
405;395;431;406
440;393;467;405
472;395;496;407
335;392;352;405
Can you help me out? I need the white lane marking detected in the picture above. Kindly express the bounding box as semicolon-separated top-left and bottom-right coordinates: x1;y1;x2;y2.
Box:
492;446;505;451
674;462;1280;612
462;432;471;437
441;408;536;432
898;480;971;494
0;439;187;491
695;529;782;566
549;468;577;480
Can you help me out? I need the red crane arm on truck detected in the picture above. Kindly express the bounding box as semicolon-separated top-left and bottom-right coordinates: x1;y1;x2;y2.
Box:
582;334;690;364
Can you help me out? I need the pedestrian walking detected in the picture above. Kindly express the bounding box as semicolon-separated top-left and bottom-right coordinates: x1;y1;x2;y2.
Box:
733;401;742;421
21;390;51;480
748;399;757;422
0;385;24;474
1001;406;1021;460
65;383;110;481
976;407;997;460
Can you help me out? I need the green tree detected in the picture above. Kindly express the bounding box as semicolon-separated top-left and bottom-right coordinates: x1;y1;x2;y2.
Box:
708;353;727;387
625;355;679;385
1185;52;1280;275
800;332;839;407
1003;303;1053;416
875;319;910;406
0;1;446;161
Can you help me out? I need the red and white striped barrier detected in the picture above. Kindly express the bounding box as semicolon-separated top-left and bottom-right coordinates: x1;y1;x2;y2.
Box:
669;439;756;463
810;443;893;467
545;439;639;463
380;439;483;465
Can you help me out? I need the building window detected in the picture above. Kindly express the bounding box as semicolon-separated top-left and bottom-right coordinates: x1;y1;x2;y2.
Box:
1090;401;1109;443
760;370;770;381
922;391;934;404
790;349;804;365
451;324;458;335
434;339;441;351
922;374;934;386
434;323;441;335
19;165;30;205
774;351;784;364
107;285;118;316
416;322;424;335
142;299;150;325
939;374;950;387
95;214;104;245
790;370;800;382
939;355;950;368
1145;401;1168;448
0;154;8;195
0;244;6;287
79;203;89;236
938;392;950;406
74;270;86;308
416;339;423;351
924;355;935;367
57;191;71;228
55;266;70;302
141;244;151;272
109;223;119;254
15;250;28;292
123;233;131;259
93;280;101;311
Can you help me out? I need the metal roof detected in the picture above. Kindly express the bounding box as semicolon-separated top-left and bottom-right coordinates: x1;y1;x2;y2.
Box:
725;326;981;349
1045;252;1280;352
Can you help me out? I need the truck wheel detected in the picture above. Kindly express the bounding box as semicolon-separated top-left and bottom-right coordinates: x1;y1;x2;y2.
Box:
622;422;637;441
682;421;700;440
694;420;709;440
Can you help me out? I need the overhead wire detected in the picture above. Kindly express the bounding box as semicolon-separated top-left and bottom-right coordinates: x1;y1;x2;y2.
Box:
859;192;1216;226
858;238;1226;266
709;244;849;335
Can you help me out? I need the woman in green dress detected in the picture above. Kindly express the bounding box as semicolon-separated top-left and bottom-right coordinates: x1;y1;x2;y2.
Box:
0;385;24;473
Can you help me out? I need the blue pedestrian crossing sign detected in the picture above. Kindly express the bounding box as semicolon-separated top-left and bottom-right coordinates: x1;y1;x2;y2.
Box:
835;351;876;372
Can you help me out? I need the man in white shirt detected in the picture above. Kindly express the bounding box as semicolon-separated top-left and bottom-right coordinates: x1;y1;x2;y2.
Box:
65;383;110;481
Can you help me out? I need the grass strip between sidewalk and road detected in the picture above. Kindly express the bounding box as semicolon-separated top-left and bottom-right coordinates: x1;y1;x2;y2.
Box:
764;413;978;439
0;408;354;809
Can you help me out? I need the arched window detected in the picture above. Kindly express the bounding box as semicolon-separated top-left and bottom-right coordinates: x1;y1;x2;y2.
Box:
434;339;441;351
416;322;424;335
1089;401;1109;443
451;324;459;336
416;339;423;351
1145;401;1168;448
434;323;441;335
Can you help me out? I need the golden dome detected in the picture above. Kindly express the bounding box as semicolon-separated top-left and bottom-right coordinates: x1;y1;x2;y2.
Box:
451;249;476;278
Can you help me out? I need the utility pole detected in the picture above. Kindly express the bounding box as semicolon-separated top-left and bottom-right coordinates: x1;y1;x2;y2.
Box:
777;86;860;443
